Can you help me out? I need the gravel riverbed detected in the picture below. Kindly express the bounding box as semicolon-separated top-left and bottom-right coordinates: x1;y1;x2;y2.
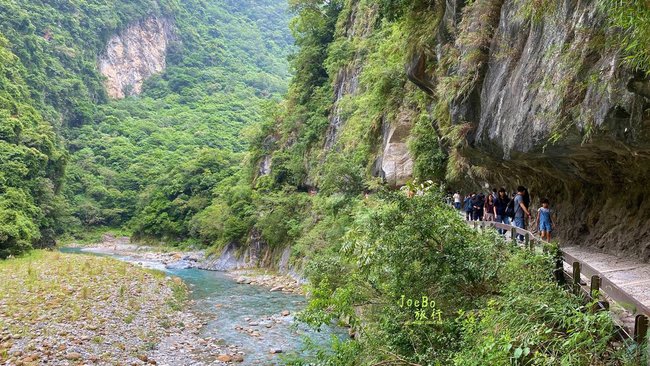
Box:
0;251;236;366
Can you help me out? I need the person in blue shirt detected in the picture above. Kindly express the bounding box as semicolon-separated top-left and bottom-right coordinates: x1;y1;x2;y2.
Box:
535;198;554;241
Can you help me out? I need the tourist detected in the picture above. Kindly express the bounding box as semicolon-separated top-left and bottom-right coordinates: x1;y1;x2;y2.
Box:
494;187;511;234
472;193;484;221
535;198;554;241
491;188;498;201
514;186;531;241
484;194;495;221
453;191;461;210
522;187;531;229
464;194;474;221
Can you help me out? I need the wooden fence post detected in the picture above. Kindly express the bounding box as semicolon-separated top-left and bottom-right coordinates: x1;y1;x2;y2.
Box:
590;275;601;298
634;314;649;344
590;275;601;313
572;262;581;295
554;256;565;286
511;228;517;245
525;233;530;251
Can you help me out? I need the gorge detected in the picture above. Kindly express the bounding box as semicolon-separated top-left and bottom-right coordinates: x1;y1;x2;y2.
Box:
0;0;649;365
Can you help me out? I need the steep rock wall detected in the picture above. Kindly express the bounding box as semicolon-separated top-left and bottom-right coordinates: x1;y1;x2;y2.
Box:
423;0;650;260
98;16;174;99
373;108;415;186
326;3;415;186
198;229;306;282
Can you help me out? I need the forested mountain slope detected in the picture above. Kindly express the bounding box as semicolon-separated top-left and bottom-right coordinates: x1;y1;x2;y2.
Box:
1;0;649;364
0;0;292;256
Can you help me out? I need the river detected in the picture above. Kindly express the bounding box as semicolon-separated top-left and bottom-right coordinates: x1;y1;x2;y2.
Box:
60;247;344;365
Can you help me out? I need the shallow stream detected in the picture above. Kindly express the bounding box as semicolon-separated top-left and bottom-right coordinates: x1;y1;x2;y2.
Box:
60;247;343;365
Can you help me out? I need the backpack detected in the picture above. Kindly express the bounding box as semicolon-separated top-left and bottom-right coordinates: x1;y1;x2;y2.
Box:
505;198;515;219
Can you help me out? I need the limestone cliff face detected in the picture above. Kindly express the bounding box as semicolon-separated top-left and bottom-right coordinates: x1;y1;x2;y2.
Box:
326;2;415;186
373;108;415;186
98;16;173;99
259;0;649;259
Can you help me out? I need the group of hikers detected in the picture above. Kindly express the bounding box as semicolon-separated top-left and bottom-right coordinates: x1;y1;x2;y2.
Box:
449;186;554;242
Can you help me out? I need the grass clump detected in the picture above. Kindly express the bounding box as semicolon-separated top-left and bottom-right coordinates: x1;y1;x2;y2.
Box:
0;250;190;362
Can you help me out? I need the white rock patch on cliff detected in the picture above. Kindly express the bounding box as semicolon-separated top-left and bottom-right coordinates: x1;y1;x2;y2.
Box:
98;16;173;99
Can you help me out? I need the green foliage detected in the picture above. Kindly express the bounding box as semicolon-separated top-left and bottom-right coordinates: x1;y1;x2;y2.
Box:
453;252;642;366
287;0;343;104
0;35;66;257
254;187;312;248
514;0;557;24
0;0;293;250
56;0;293;243
256;0;446;196
297;192;644;365
598;0;650;73
190;174;256;248
409;102;447;181
300;192;504;363
0;0;177;126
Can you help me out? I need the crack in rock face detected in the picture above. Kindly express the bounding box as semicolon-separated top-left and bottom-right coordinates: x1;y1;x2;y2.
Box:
98;16;174;99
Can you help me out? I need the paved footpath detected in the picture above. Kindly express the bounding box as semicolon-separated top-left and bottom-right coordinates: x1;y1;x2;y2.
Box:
562;245;650;330
475;218;650;333
562;246;650;309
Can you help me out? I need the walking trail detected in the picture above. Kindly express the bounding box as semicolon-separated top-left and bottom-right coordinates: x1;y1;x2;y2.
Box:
562;245;650;330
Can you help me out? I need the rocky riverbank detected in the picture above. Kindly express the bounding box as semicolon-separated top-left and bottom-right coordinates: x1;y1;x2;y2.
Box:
69;234;205;270
231;270;304;295
75;235;304;295
0;251;237;365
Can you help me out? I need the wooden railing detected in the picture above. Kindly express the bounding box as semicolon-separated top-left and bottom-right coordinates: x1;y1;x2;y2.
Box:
470;220;649;346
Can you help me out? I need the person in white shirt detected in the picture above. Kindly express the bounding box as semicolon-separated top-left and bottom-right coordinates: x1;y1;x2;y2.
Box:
453;191;461;210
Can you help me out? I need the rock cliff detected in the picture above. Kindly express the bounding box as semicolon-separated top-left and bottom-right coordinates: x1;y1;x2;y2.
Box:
98;16;174;99
425;0;650;260
256;0;650;260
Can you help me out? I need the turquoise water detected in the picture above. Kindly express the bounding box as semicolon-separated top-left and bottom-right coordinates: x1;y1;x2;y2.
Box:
60;248;343;364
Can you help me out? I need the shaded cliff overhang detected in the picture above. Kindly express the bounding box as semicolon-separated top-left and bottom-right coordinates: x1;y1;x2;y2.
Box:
400;0;650;260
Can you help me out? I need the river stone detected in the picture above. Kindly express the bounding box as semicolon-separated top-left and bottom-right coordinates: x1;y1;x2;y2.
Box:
21;355;37;362
231;354;244;362
217;354;232;362
269;348;282;354
65;352;82;360
270;286;283;292
281;310;290;316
